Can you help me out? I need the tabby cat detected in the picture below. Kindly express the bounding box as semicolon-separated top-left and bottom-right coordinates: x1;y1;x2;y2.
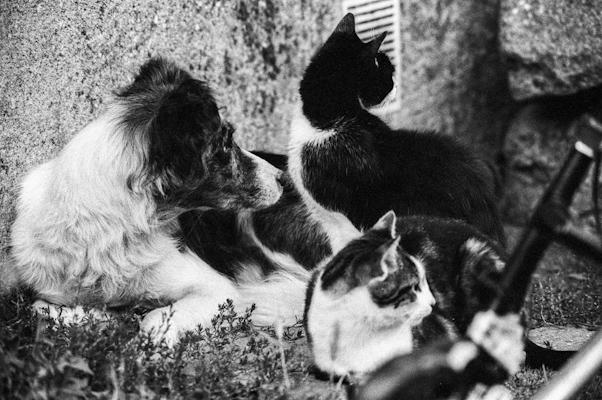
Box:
304;211;518;378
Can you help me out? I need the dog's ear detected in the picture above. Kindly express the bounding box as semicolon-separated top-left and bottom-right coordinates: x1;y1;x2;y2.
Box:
120;57;191;97
149;79;220;180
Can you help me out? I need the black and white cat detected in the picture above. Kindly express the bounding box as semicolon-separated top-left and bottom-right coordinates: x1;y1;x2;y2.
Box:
304;210;516;378
288;13;505;246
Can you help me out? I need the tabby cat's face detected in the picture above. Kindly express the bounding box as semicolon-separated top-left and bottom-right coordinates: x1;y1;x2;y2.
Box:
304;13;395;109
319;211;435;324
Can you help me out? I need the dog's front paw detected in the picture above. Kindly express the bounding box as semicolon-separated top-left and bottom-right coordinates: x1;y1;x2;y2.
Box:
140;307;180;347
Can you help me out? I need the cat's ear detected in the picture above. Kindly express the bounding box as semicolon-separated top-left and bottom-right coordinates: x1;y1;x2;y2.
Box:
334;13;356;35
368;32;387;54
373;210;397;238
378;235;401;270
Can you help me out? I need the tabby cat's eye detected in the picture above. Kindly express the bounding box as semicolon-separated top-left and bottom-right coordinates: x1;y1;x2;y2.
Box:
375;57;379;67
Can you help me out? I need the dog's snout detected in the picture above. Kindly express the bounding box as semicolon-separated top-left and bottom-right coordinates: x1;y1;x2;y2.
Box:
238;149;285;209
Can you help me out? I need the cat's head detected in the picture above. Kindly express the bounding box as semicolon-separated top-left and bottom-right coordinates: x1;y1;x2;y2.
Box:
319;211;435;323
300;13;395;118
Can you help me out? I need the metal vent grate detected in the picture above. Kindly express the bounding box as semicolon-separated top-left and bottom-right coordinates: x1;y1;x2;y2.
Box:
342;0;402;114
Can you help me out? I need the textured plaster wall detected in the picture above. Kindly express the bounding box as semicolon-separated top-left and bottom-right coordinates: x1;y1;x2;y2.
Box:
0;0;336;266
0;0;511;268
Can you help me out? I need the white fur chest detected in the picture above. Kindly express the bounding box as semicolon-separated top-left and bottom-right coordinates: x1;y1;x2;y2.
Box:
306;282;415;378
306;257;436;378
288;109;361;253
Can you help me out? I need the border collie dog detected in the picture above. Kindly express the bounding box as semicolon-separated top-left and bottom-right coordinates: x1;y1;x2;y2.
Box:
8;58;284;344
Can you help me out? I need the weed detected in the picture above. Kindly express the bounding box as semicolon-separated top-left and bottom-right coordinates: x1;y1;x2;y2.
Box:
0;290;340;399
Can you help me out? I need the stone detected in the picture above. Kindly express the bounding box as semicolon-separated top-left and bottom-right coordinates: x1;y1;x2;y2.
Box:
502;102;601;232
501;0;602;100
528;327;595;352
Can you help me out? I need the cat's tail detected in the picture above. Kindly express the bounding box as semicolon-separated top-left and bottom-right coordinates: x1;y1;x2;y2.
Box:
458;237;507;315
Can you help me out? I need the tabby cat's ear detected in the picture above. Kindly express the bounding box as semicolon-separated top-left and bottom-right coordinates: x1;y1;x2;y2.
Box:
373;210;397;238
334;13;356;35
378;235;401;269
368;32;387;54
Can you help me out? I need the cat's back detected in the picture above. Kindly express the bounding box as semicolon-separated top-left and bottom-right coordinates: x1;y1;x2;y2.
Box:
371;127;504;243
395;215;503;254
335;115;491;185
378;127;487;177
394;215;506;299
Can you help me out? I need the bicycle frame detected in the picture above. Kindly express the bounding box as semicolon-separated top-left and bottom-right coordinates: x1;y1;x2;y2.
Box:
494;114;602;316
514;114;602;400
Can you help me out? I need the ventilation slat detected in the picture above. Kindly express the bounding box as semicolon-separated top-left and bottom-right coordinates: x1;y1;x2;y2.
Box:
345;0;390;8
356;18;394;32
347;1;393;16
355;7;395;24
357;22;393;36
379;43;395;54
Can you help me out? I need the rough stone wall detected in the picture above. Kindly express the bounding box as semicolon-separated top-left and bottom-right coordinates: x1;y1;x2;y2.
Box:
500;0;602;226
0;0;335;266
501;0;602;100
502;102;593;225
392;0;514;156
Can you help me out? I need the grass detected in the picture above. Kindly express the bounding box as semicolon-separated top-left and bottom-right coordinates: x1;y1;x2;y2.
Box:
0;292;343;399
505;227;602;400
0;227;599;399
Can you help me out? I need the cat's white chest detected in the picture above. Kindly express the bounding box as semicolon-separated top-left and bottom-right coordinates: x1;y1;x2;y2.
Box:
306;284;415;377
288;109;361;253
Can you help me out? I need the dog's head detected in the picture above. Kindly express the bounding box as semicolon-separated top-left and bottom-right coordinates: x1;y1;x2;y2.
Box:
116;58;283;213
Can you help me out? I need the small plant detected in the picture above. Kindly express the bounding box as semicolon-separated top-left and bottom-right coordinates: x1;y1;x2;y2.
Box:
0;289;341;399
